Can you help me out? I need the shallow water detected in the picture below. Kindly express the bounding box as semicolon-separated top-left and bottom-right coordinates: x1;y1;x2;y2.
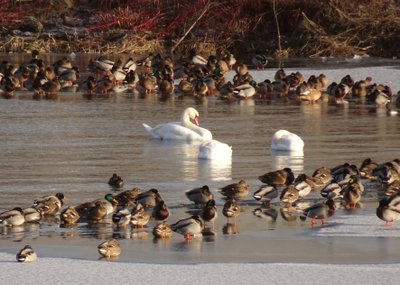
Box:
0;54;400;263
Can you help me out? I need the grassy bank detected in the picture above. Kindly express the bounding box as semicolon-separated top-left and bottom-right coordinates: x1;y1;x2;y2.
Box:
1;0;399;61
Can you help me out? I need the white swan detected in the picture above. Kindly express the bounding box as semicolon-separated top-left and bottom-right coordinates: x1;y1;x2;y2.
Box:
142;107;213;142
198;139;232;160
271;130;304;151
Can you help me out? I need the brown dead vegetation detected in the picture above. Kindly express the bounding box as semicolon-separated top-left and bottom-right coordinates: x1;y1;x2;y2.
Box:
0;0;399;60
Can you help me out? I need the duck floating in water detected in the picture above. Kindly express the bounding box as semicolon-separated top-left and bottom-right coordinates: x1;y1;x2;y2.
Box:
142;107;213;142
270;129;304;152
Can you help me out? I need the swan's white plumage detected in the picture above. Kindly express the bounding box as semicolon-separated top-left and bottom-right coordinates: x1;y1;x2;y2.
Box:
198;140;232;160
143;107;212;142
271;130;304;151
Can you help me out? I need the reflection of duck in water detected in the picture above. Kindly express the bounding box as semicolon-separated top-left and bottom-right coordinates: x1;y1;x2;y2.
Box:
299;199;336;226
253;207;278;223
280;206;298;222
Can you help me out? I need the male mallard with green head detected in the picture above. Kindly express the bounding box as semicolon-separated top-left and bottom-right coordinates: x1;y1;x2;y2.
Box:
16;245;37;263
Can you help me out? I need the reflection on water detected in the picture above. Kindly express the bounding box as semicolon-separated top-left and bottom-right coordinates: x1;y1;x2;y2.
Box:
270;149;304;174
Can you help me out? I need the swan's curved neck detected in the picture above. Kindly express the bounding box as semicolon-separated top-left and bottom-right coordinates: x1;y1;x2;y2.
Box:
181;111;196;129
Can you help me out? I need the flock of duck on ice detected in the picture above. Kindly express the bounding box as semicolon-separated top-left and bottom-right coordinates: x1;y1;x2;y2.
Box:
0;49;399;111
1;50;400;262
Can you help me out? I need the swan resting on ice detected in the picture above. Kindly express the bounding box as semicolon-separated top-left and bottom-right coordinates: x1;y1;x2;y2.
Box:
270;130;304;151
198;139;232;160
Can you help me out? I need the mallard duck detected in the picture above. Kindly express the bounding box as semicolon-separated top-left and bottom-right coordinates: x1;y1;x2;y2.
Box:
178;78;194;95
130;203;150;228
152;200;170;222
1;75;19;99
189;48;207;66
252;185;279;205
201;199;218;224
139;73;157;94
22;207;42;223
159;77;175;96
294;180;312;200
251;53;268;70
97;239;121;258
311;167;332;186
359;158;379;180
60;206;80;224
376;195;400;226
96;74;114;94
93;193;118;216
384;180;400;197
331;164;360;184
108;173;124;189
185;185;214;204
88;56;114;73
0;207;25;227
219;180;249;200
222;199;241;221
300;199;336;226
33;192;65;215
16;245;37;263
258;168;295;186
170;215;204;240
341;176;364;209
114;188;141;207
112;206;132;227
280;185;299;206
233;82;257;99
134;189;162;209
296;82;322;103
152;222;172;239
320;182;343;200
79;76;97;94
222;51;236;70
86;202;108;222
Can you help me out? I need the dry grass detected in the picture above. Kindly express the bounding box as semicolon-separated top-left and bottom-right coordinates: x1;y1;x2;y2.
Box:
0;0;399;59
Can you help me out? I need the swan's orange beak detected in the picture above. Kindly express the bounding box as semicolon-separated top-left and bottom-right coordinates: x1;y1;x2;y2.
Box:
194;116;199;126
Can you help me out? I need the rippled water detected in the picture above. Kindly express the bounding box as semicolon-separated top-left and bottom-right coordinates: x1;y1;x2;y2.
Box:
0;54;399;263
